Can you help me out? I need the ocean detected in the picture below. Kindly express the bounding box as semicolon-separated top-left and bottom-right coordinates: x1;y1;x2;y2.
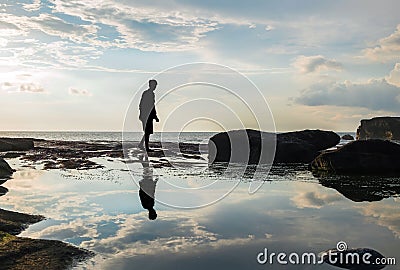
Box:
0;131;356;144
0;131;218;143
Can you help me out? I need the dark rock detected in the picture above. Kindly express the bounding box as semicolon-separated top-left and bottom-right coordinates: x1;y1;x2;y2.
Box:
310;139;400;175
0;138;34;152
0;233;94;270
0;209;93;270
0;186;8;196
320;247;386;270
341;134;354;140
356;116;400;140
275;130;340;163
208;129;340;164
0;158;14;179
0;208;44;235
0;152;26;159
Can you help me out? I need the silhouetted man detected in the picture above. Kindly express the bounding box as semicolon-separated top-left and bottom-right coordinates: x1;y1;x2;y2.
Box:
138;79;159;151
138;154;158;220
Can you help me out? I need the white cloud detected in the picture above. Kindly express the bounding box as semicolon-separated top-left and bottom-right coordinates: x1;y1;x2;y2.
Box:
265;25;274;31
22;0;41;12
364;24;400;62
292;55;343;73
295;78;400;111
0;71;47;93
49;0;220;52
387;63;400;87
69;87;92;96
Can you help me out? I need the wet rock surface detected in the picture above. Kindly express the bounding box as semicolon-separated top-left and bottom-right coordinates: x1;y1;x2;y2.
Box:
311;139;400;175
0;138;34;152
208;129;340;164
0;157;14;179
0;209;93;270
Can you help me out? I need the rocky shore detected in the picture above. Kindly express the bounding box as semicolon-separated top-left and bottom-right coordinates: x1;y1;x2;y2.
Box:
0;208;93;270
0;138;108;269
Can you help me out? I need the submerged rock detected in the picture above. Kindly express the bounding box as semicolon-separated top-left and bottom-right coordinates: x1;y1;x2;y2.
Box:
341;134;354;140
0;138;34;152
356;116;400;140
310;140;400;175
208;129;340;164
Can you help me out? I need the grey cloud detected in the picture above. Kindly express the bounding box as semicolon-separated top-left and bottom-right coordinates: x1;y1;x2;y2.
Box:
292;55;342;73
295;78;400;111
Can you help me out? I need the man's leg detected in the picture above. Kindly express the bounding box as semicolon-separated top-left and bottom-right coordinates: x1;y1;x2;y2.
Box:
138;120;146;150
144;133;150;151
138;135;145;149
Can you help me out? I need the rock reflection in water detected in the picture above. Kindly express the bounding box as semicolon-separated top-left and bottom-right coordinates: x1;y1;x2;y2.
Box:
317;175;400;202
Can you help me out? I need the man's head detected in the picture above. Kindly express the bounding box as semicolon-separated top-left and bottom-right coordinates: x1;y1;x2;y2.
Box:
149;79;157;91
148;208;157;220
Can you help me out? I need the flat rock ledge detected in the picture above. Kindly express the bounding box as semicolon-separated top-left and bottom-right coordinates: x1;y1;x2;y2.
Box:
0;208;93;270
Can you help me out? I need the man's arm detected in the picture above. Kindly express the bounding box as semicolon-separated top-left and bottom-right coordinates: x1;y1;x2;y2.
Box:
151;107;159;122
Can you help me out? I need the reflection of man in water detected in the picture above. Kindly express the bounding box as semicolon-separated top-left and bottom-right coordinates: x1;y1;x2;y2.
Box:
138;79;159;152
138;154;158;220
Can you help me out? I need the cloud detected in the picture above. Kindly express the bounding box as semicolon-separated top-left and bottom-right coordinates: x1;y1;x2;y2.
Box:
386;63;400;87
292;190;343;209
48;0;221;52
1;81;45;93
358;201;400;239
68;87;92;96
292;55;343;73
364;24;400;62
19;82;45;93
294;78;400;111
0;71;47;93
22;0;41;12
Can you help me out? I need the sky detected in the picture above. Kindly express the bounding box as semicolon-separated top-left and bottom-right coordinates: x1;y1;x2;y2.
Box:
1;0;400;132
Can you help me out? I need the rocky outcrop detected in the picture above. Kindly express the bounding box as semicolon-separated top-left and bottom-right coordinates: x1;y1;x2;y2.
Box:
341;134;354;140
208;129;340;164
0;138;34;152
356;116;400;140
0;158;14;179
310;140;400;175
